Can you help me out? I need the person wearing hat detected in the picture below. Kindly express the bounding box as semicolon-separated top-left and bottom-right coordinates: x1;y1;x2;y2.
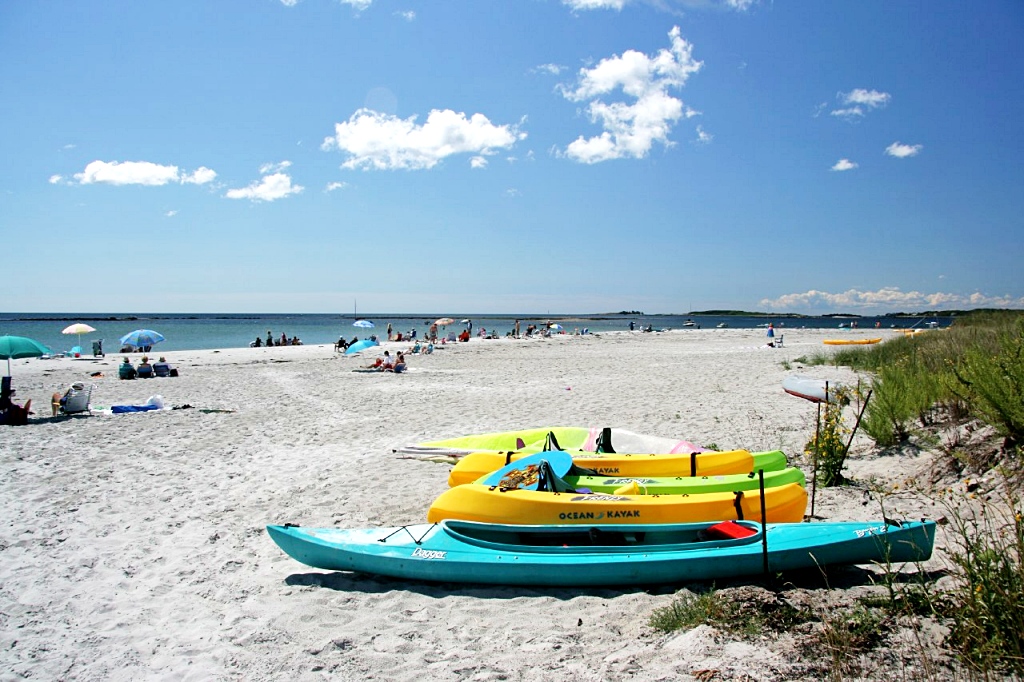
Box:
119;357;137;380
52;382;87;416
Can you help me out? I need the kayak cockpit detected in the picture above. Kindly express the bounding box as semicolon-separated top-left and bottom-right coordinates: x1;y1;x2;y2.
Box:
441;519;763;552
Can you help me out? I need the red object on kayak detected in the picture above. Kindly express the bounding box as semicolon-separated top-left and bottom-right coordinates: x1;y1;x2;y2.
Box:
704;520;758;540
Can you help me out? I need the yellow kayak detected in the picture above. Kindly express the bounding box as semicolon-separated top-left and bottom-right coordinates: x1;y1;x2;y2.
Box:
823;338;882;345
447;449;787;487
428;481;807;525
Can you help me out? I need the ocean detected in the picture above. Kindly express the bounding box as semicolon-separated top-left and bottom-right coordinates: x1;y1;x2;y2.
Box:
0;312;951;355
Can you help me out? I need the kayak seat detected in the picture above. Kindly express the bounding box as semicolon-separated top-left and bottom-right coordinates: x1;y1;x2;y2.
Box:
702;521;757;541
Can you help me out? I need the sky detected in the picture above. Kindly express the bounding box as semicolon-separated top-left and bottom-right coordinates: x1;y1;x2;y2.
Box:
2;0;1023;315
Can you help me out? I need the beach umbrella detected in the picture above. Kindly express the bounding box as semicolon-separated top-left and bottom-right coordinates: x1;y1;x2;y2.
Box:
460;319;471;323
353;319;375;328
549;323;563;330
62;323;97;349
345;338;379;355
0;335;52;375
119;329;165;349
434;317;455;327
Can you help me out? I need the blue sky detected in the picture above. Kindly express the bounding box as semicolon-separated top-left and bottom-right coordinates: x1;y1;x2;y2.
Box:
2;0;1022;315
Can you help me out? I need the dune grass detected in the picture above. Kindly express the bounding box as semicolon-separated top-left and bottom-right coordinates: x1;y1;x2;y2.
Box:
806;310;1024;449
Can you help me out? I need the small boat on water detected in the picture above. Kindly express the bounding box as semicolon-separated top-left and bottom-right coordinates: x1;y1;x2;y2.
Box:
266;518;936;587
716;322;728;328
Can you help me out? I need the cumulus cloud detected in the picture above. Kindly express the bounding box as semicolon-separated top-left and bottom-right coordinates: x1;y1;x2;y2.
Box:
75;160;181;186
831;158;858;171
181;167;217;184
761;287;1024;313
225;165;303;202
166;210;178;218
321;108;525;171
49;174;63;184
695;125;713;144
395;10;415;21
886;141;923;158
340;0;374;10
831;88;891;120
71;160;218;187
470;156;488;169
325;181;348;192
558;26;702;164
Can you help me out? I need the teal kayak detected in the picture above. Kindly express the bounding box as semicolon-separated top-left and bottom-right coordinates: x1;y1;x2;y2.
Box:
267;518;936;587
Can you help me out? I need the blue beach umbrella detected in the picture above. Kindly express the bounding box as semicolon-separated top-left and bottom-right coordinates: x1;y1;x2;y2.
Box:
345;338;379;355
120;329;166;349
353;319;374;328
0;335;52;375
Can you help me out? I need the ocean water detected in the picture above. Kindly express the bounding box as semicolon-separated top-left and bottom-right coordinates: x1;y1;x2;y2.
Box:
0;312;951;354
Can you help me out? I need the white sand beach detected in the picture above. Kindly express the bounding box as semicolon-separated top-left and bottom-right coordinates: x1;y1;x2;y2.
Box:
1;329;954;680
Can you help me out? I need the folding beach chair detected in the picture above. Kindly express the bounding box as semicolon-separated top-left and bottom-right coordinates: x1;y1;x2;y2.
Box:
60;385;93;415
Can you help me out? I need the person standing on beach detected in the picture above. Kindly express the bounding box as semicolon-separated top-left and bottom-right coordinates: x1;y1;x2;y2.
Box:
767;323;775;339
514;319;520;338
266;330;273;347
387;323;393;341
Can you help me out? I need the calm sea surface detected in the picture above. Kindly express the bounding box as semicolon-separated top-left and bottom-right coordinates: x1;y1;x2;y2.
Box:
0;312;952;354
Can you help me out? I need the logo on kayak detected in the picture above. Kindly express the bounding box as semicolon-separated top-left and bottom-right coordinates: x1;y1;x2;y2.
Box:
411;547;447;560
593;467;620;474
854;525;886;538
558;509;641;520
603;478;656;485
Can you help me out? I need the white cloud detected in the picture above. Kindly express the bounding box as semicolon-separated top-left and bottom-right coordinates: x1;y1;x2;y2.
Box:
75;160;181;186
280;0;298;5
340;0;374;9
563;0;626;9
831;158;858;171
761;287;1024;313
395;10;415;21
831;88;891;120
72;160;218;187
535;63;566;76
886;141;922;158
470;156;488;169
562;0;756;10
225;173;304;202
325;181;348;192
695;125;713;144
259;160;292;174
181;166;217;184
558;26;702;163
49;174;63;184
322;108;525;171
166;210;178;217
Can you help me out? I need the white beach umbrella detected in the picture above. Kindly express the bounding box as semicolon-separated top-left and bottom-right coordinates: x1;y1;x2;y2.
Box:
62;323;97;349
